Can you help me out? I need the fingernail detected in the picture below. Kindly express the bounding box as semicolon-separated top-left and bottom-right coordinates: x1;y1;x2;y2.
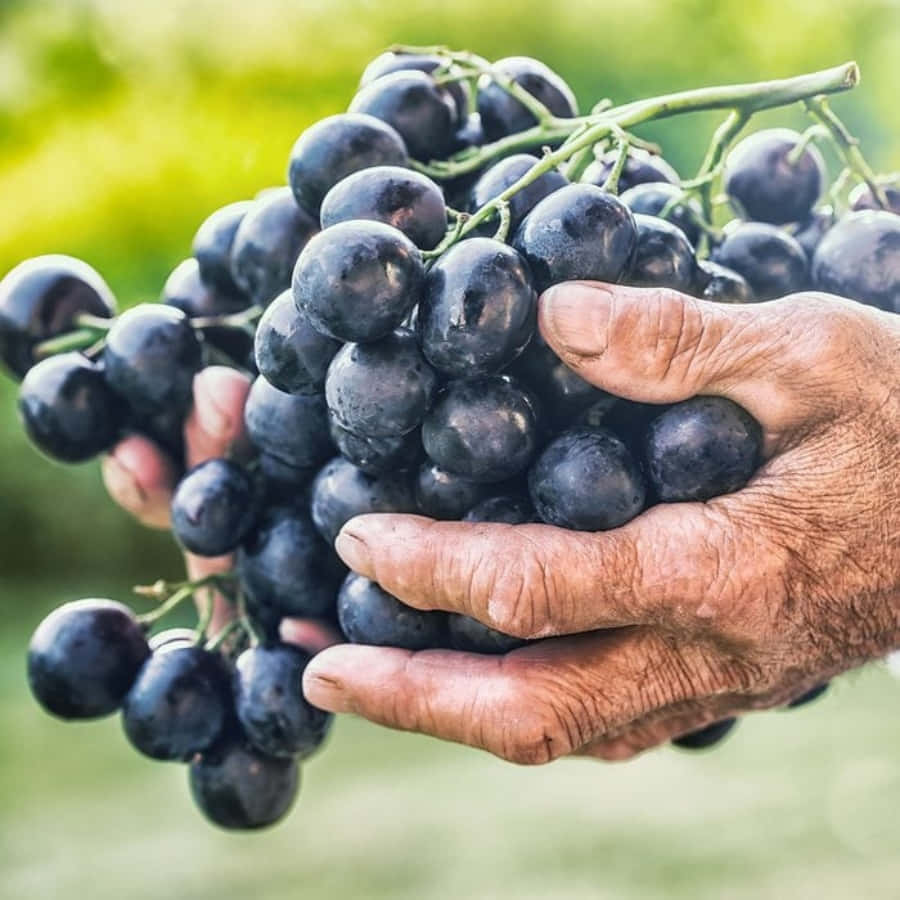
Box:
193;369;233;438
540;282;616;358
335;526;375;578
103;455;146;510
303;656;353;713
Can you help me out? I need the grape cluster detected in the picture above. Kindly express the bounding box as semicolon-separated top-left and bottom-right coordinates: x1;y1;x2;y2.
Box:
4;46;897;831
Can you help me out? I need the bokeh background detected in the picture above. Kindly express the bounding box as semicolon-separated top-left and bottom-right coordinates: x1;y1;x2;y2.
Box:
2;0;900;896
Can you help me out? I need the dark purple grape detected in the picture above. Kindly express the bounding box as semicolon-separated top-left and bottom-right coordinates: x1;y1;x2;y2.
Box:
418;238;536;377
27;599;150;720
18;352;121;463
329;419;423;475
192;200;253;295
422;375;541;483
620;182;702;248
122;646;231;761
320;166;447;250
812;210;900;312
791;206;835;261
710;222;808;300
171;458;258;557
337;573;445;650
450;113;485;154
230;188;319;306
325;329;437;438
243;376;333;471
254;291;340;395
148;628;197;652
447;614;525;654
694;259;754;303
257;453;317;492
415;461;494;520
310;457;417;545
189;739;299;830
582;148;679;193
849;182;900;215
477;56;577;141
723;128;825;225
645;397;761;502
529;427;646;531
513;184;637;292
235;643;332;760
293;220;424;343
349;70;457;161
468;154;568;236
787;682;830;708
626;214;697;292
672;718;737;750
0;255;116;379
463;494;535;524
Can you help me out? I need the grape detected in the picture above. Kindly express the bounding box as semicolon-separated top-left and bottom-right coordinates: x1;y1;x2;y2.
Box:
257;453;317;492
122;646;231;761
671;718;738;750
723;128;825;225
528;427;646;531
337;573;445;650
171;458;258;557
415;461;494;520
310;457;417;544
329;419;423;476
325;328;438;438
27;599;150;720
812;210;900;312
645;397;762;502
417;237;536;377
243;376;334;471
254;291;340;395
293;220;424;343
694;259;754;303
18;352;121;463
477;56;578;141
513;184;637;292
711;222;808;300
626;214;697;293
235;643;333;759
791;206;835;261
422;375;541;483
849;182;900;216
582;148;680;193
189;739;300;831
0;255;116;379
349;70;458;161
192;200;253;295
787;682;830;708
446;614;525;654
230;187;319;306
620;182;702;248
320;166;447;250
468;154;568;235
148;628;197;652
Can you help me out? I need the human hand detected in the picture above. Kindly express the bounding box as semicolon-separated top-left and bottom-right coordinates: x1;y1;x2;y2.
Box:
303;282;900;762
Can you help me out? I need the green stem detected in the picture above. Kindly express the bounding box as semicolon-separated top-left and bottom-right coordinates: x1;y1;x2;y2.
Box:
193;587;215;646
692;109;750;222
33;328;100;359
492;202;512;242
73;313;114;331
191;304;263;332
787;123;830;165
135;573;236;627
205;618;246;652
237;591;261;648
601;138;631;195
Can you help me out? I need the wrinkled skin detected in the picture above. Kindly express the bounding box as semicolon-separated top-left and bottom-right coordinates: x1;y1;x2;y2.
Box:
302;281;900;765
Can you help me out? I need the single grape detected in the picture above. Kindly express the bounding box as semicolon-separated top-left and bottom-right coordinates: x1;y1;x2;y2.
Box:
0;255;116;379
422;375;541;483
171;458;258;557
337;573;445;650
310;457;417;544
18;352;121;463
645;397;762;502
103;304;203;422
329;419;423;476
626;214;697;293
791;206;835;261
849;182;900;216
27;599;150;720
230;187;318;307
671;718;738;750
463;494;535;524
254;291;340;395
582;148;680;193
812;210;900;312
288;113;409;216
148;628;197;652
477;56;577;141
418;238;536;377
723;128;825;225
710;222;808;300
321;166;447;251
243;376;334;471
192;200;253;295
234;643;333;759
189;739;300;830
468;154;568;236
325;329;437;438
513;184;637;292
787;682;830;708
620;182;702;248
292;220;424;343
415;461;494;520
349;70;457;161
693;259;754;303
447;614;525;655
529;427;646;531
122;646;231;761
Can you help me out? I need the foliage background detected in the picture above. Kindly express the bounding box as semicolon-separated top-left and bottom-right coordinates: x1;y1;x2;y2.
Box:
1;1;899;897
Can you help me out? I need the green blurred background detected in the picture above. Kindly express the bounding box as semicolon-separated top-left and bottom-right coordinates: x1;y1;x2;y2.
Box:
2;0;900;896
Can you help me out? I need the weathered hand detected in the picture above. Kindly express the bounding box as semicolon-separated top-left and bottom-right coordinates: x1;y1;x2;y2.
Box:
304;282;900;763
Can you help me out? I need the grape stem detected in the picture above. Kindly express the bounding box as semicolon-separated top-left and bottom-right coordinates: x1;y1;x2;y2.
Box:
33;328;102;359
135;573;236;626
601;137;632;195
191;304;263;332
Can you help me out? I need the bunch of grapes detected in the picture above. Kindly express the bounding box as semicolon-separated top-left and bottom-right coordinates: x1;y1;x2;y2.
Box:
3;46;898;831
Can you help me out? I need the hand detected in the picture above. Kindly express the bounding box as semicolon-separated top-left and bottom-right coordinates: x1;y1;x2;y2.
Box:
303;283;900;763
102;364;333;650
